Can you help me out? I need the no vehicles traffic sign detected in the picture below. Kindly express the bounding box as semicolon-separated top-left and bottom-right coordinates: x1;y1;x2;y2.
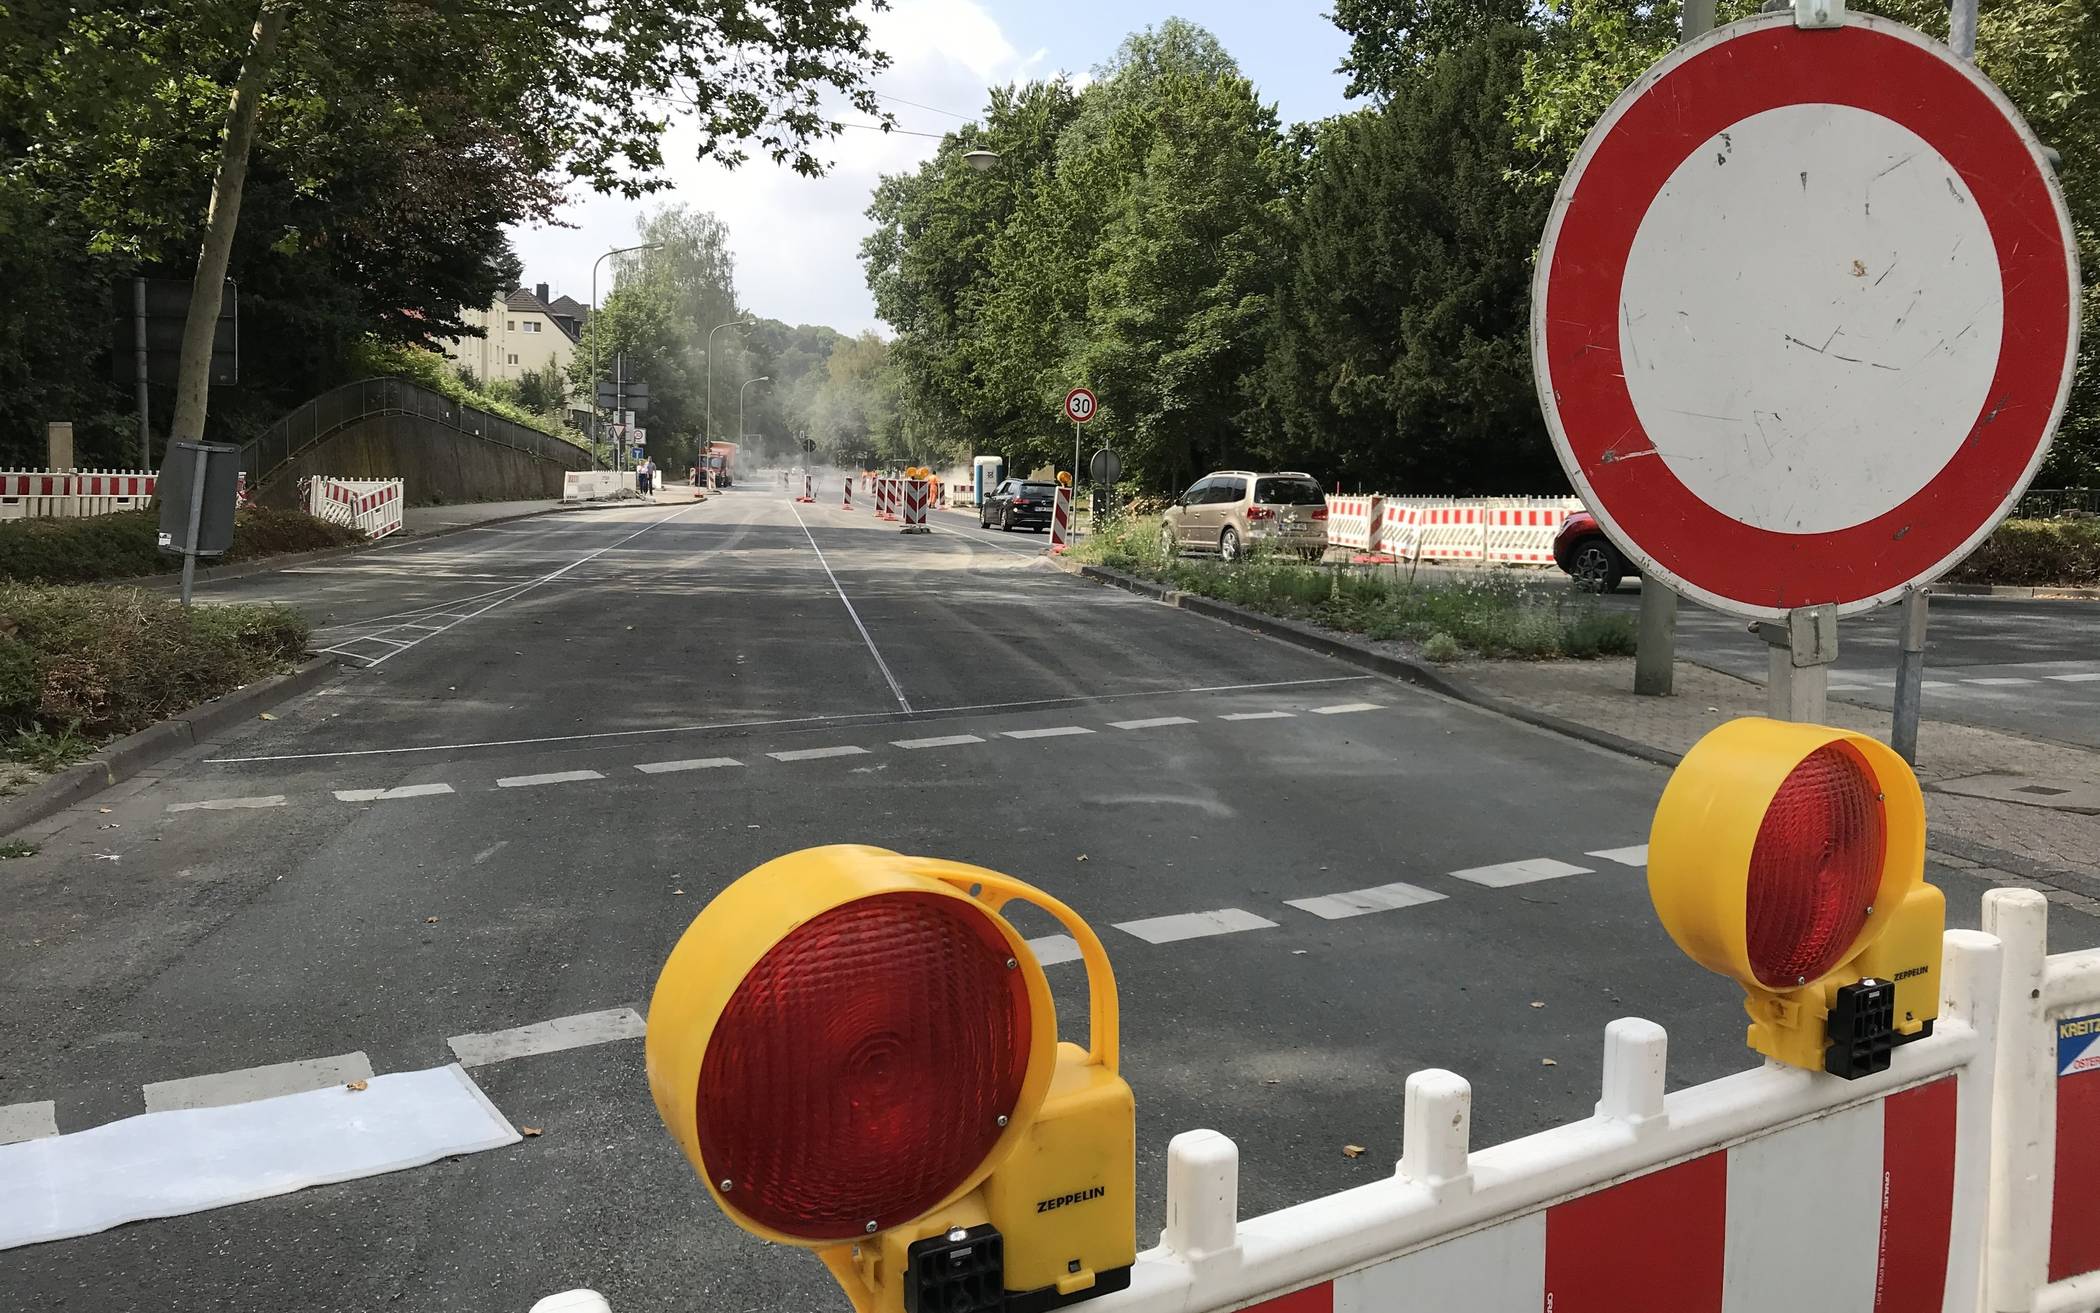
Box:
1533;11;2079;620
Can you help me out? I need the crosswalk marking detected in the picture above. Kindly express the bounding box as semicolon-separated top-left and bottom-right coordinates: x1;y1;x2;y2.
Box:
1287;881;1446;921
495;770;603;788
1114;908;1278;945
1448;857;1593;889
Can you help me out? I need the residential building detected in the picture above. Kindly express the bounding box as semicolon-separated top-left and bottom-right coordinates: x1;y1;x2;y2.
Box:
440;283;581;387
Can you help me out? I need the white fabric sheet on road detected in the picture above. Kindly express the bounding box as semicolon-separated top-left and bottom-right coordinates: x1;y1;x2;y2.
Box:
0;1064;518;1251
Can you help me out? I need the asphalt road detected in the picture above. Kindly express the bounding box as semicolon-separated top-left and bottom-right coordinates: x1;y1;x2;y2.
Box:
1;483;2089;1312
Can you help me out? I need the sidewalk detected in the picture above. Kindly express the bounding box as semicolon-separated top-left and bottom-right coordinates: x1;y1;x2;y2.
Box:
400;499;561;534
1457;656;2100;888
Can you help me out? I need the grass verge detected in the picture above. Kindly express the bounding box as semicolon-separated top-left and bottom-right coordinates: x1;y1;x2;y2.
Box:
1944;519;2100;588
1;585;311;780
0;506;365;585
1070;515;1636;661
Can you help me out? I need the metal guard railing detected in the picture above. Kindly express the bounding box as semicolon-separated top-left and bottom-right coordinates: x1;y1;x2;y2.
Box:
240;376;588;487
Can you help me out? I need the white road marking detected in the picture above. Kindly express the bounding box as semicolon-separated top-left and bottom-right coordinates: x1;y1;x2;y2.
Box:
1220;710;1294;721
768;745;871;762
0;1065;516;1252
893;734;986;750
165;795;286;813
473;841;508;865
2048;672;2100;683
0;1101;58;1146
635;757;743;774
1961;676;2036;686
1110;716;1197;730
448;1007;645;1068
788;500;914;712
334;783;455;802
142;1052;374;1114
1310;702;1383;714
1287;881;1447;920
1586;844;1650;867
495;769;604;788
1114;908;1278;945
1024;934;1082;967
1921;680;1957;689
1826;684;1875;693
1003;726;1094;740
1448;857;1594;888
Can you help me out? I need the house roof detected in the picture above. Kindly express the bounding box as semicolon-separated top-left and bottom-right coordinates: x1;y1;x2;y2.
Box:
503;288;554;316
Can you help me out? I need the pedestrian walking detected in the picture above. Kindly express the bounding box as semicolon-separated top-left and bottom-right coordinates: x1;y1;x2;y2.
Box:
637;459;654;495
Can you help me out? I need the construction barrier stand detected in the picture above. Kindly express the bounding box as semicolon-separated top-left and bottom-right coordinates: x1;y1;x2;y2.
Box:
899;478;930;533
1048;486;1074;554
304;476;404;540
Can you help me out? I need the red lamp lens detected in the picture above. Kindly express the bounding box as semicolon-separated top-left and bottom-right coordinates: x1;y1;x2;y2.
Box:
695;892;1032;1240
1744;742;1887;988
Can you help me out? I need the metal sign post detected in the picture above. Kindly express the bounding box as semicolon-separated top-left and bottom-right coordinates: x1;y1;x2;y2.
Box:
1533;7;2078;724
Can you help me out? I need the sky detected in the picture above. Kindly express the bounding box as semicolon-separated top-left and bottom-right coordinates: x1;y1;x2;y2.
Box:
506;2;1356;338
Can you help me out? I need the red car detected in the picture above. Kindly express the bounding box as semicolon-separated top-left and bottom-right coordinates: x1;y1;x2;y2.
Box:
1553;510;1634;593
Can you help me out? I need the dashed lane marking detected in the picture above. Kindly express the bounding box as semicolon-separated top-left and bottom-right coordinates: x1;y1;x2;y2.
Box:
1003;726;1094;740
2050;672;2100;683
1114;908;1279;945
165;795;286;813
142;1051;374;1114
495;769;604;788
1961;676;2036;686
0;1101;57;1146
1025;934;1082;967
1310;702;1383;714
893;734;986;750
448;1008;645;1069
1109;716;1196;730
1448;857;1594;888
768;745;871;762
1219;710;1295;721
335;783;455;802
1586;844;1649;867
634;757;742;774
1286;881;1447;921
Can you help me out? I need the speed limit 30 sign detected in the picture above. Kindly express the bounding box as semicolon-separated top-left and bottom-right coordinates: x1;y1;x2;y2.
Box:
1064;387;1098;425
1533;11;2079;619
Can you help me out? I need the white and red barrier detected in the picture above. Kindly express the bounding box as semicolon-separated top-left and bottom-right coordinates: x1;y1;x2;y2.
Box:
1325;496;1582;567
1048;486;1075;553
1326;495;1383;554
304;477;403;540
794;472;815;504
841;478;853;511
0;468;244;520
875;476;897;521
899;479;931;534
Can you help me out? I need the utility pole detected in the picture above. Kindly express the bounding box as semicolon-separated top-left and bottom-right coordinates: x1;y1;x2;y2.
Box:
133;277;150;467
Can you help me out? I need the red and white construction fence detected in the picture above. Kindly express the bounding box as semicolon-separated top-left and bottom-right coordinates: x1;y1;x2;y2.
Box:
1326;494;1582;566
303;477;403;540
0;467;252;520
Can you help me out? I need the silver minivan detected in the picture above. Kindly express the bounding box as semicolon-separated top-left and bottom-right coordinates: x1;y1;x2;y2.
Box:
1160;471;1328;561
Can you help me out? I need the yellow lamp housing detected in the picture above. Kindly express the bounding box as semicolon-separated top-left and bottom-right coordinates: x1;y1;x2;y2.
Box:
646;845;1135;1313
1648;717;1943;1078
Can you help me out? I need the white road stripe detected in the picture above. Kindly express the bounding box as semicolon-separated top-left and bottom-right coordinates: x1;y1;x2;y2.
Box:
495;769;604;788
448;1007;645;1068
1309;702;1383;715
1025;934;1082;967
1287;881;1447;920
2050;672;2100;683
142;1052;374;1114
334;783;455;802
1219;711;1295;721
788;500;913;712
769;745;870;762
1003;726;1094;740
1585;844;1649;867
165;795;286;813
0;1065;516;1252
1448;857;1593;888
1109;716;1196;730
0;1101;58;1146
1962;676;2036;686
634;757;742;774
893;734;986;750
1115;908;1278;945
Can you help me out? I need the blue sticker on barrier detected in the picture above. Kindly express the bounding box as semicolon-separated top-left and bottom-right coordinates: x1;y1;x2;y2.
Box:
2059;1011;2100;1076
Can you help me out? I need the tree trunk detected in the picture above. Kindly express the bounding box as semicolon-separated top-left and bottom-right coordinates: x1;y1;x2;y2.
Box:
168;0;287;447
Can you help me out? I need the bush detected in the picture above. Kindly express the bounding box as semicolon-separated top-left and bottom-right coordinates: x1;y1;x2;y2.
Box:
347;339;586;449
1075;516;1636;661
0;507;364;584
0;584;310;742
1945;519;2100;587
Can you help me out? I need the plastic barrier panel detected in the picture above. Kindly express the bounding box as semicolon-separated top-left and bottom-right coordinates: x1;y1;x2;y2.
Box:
1325;495;1382;553
561;471;636;501
899;478;931;533
1048;486;1074;553
306;477;404;540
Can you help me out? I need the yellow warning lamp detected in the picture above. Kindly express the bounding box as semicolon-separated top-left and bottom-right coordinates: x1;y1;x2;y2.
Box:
646;845;1135;1312
1649;718;1943;1078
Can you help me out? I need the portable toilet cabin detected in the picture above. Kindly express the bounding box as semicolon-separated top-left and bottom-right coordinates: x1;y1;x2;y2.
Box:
972;455;1005;506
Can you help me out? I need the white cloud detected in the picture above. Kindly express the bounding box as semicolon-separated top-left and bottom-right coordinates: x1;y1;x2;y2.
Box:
507;0;1033;337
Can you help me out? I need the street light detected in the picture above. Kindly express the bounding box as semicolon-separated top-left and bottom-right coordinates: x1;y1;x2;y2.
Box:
590;241;661;468
739;377;770;452
707;319;754;459
962;149;1001;173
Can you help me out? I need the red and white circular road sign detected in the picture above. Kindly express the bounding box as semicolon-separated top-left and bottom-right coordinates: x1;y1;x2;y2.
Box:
1064;386;1098;425
1533;11;2079;620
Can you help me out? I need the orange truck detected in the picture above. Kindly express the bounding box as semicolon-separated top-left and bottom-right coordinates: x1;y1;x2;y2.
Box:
704;441;739;487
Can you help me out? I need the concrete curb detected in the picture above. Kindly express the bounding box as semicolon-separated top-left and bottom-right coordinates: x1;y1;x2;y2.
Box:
1056;558;2092;885
1929;582;2100;601
0;655;339;837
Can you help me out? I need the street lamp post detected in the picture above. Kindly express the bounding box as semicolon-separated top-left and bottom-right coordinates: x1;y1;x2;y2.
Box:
706;319;753;467
590;242;661;469
739;377;770;455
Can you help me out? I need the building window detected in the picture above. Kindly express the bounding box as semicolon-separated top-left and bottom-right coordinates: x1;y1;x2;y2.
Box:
506;320;515;331
507;353;518;365
522;320;541;333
